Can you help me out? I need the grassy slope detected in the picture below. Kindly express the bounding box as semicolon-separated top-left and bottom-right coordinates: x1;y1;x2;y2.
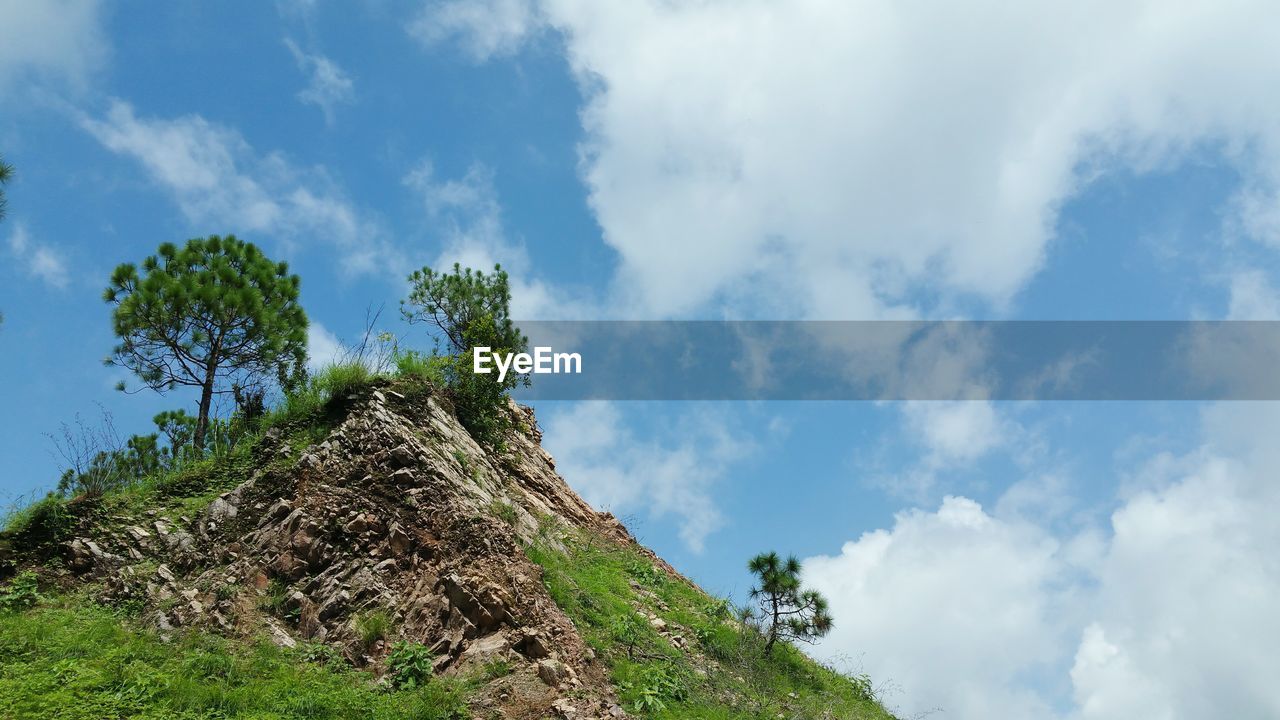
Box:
525;525;897;720
1;367;898;720
0;599;468;720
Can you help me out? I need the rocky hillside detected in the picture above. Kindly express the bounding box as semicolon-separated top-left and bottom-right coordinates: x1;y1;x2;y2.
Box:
0;378;897;720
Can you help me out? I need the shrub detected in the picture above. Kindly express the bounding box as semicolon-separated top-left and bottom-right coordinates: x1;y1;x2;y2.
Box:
386;641;434;690
0;571;40;613
4;494;74;551
620;662;691;714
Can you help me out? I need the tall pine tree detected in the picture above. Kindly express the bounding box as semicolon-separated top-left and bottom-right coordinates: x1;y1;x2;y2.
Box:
105;235;308;451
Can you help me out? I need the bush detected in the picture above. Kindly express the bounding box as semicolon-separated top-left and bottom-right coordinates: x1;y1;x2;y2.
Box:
0;571;40;613
3;494;74;551
386;641;435;690
489;500;518;527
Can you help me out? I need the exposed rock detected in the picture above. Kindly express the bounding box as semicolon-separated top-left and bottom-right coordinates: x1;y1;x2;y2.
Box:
538;658;568;687
65;388;638;717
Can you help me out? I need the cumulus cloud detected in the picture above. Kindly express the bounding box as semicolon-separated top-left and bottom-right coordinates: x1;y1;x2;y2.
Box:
284;38;354;124
7;224;68;289
80;100;392;274
541;402;751;552
0;0;106;96
1226;269;1280;319
420;0;1280;320
806;496;1071;718
403;160;590;319
409;0;543;61
875;401;1017;500
306;322;344;372
806;402;1280;720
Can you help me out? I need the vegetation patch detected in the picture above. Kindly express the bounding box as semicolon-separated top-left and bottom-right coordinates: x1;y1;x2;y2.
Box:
525;529;897;719
0;598;469;720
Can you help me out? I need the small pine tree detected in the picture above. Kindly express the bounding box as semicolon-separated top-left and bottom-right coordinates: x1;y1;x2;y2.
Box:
401;263;528;444
747;551;834;656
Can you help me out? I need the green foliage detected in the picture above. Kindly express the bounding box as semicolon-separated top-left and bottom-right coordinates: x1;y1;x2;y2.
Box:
746;551;833;656
354;609;391;648
312;362;374;401
489;499;518;527
104;235;308;451
394;350;448;386
627;559;666;588
619;662;691;714
0;154;12;223
3;494;74;552
386;641;435;690
57;432;162;497
401;263;527;445
0;572;40;613
480;658;511;680
525;530;894;720
0;603;471;719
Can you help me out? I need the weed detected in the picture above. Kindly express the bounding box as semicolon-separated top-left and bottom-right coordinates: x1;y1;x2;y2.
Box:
481;658;511;680
386;640;434;690
453;449;470;474
354;609;391;649
0;571;40;613
489;499;518;527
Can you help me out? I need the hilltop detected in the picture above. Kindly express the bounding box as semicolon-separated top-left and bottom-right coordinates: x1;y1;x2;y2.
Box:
0;371;897;720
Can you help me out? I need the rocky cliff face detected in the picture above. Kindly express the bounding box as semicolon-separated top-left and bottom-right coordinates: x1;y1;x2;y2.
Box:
61;385;660;719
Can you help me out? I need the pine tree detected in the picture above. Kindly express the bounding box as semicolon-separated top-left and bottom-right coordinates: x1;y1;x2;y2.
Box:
104;235;308;451
747;551;834;656
401;262;527;444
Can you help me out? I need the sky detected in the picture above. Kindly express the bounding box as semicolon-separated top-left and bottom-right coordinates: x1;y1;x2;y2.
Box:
2;1;1280;718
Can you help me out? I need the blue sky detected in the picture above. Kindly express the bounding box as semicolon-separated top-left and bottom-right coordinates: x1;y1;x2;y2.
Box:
4;2;1280;718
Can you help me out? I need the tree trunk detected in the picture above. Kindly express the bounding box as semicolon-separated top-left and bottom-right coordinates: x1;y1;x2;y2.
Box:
764;593;780;656
194;365;216;452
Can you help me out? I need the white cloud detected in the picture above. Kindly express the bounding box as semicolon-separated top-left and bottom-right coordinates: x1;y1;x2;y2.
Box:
805;496;1072;719
0;0;106;96
879;401;1015;500
1226;270;1280;319
7;224;68;288
409;0;542;61
284;38;354;124
306;322;344;372
541;402;750;551
80;100;391;274
424;1;1280;320
806;402;1280;720
404;160;590;319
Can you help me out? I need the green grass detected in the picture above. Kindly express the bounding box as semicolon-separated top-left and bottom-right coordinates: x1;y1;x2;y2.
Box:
354;609;392;649
0;600;469;720
525;529;897;720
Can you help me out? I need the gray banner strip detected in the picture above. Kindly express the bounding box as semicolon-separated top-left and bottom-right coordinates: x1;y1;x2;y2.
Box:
494;321;1280;400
